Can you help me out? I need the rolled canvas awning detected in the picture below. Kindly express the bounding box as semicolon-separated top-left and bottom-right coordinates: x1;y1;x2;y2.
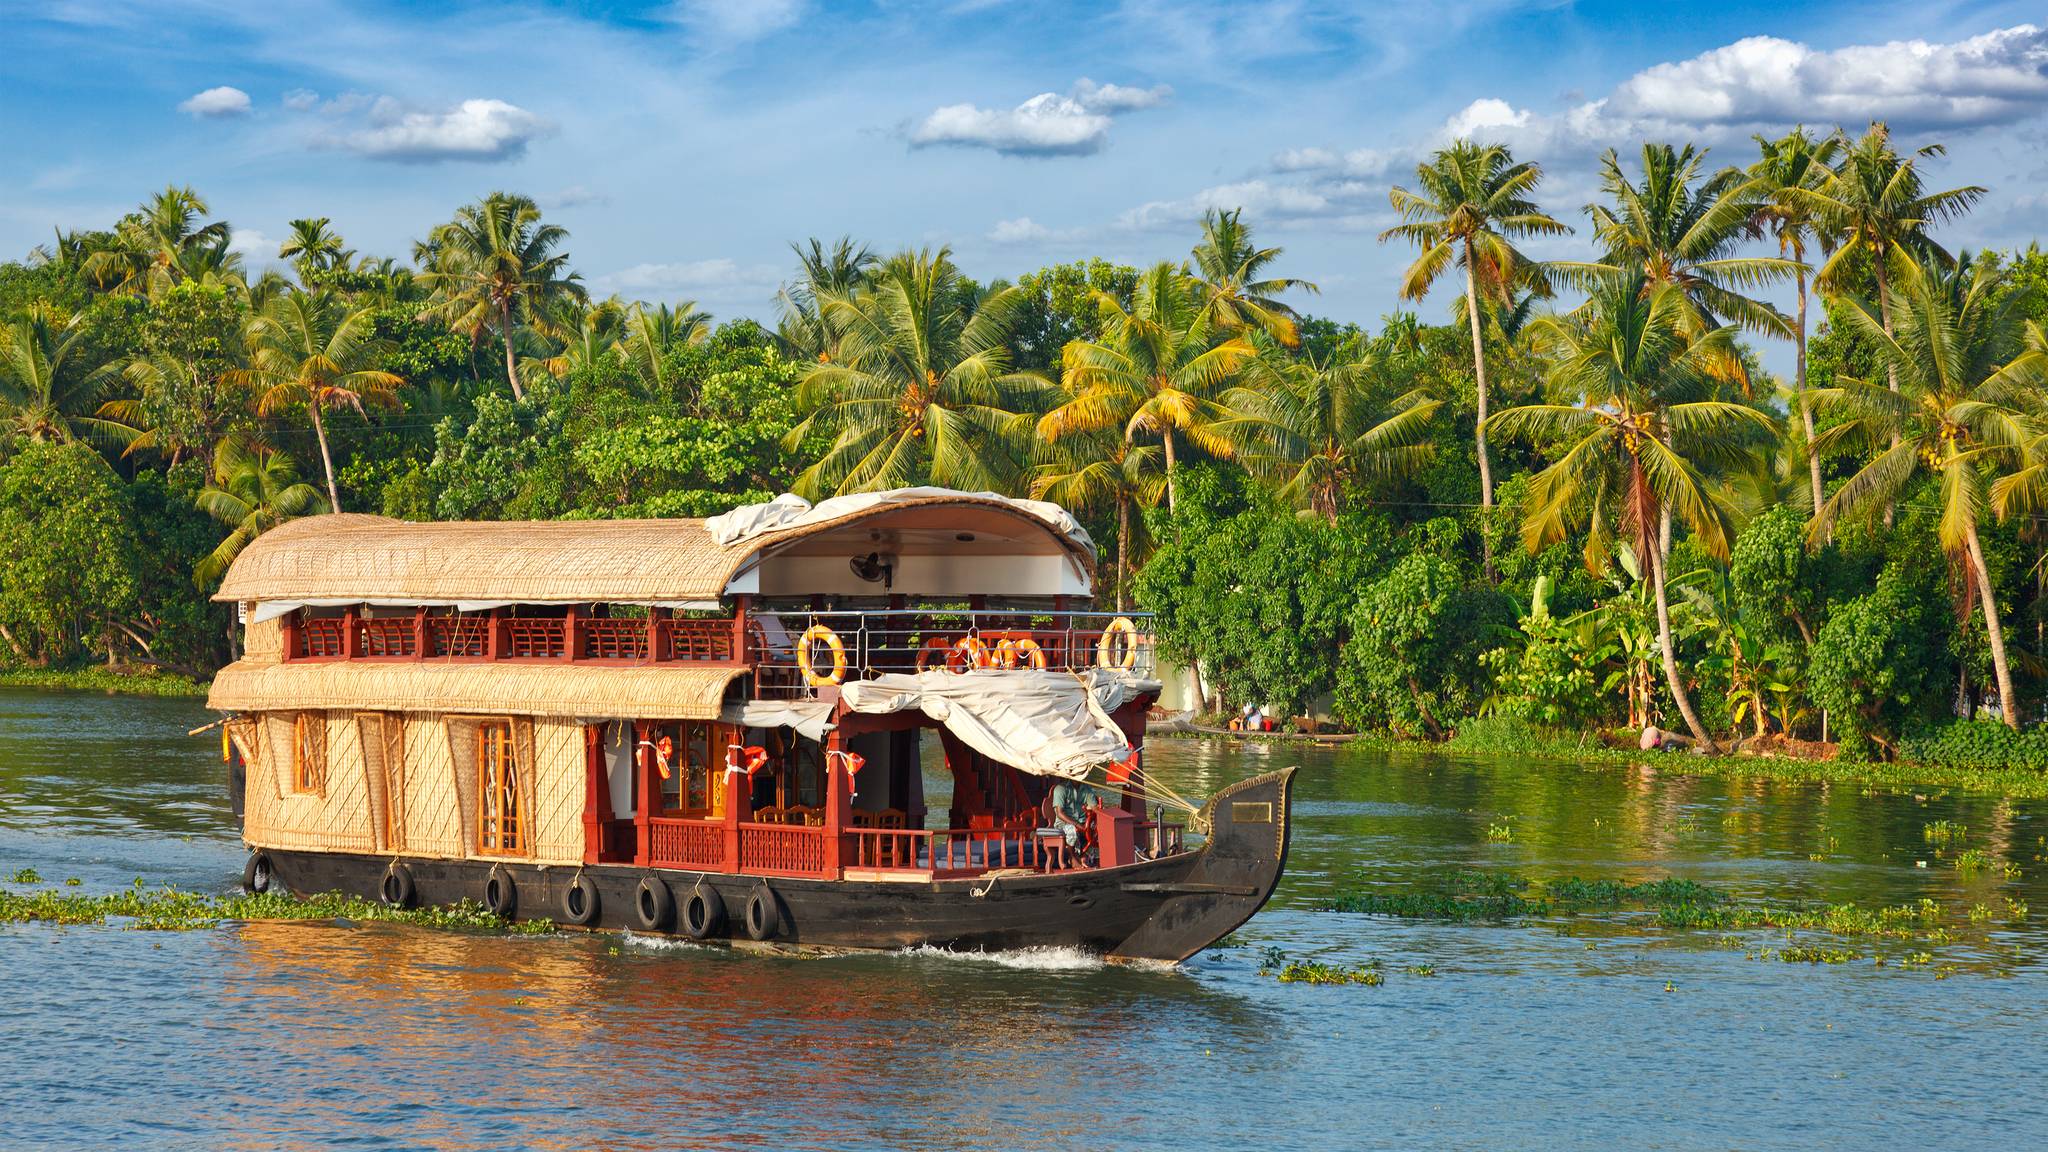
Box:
839;669;1158;781
207;660;746;720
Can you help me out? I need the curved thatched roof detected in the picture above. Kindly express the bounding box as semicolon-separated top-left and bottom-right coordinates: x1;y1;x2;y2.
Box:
212;492;1092;606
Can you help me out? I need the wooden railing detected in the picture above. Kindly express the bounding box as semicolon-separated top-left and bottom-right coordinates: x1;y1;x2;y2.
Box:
738;823;826;875
427;615;489;658
357;617;417;658
648;818;723;870
581;618;647;661
850;826;1057;875
285;607;748;667
299;617;346;658
505;618;566;660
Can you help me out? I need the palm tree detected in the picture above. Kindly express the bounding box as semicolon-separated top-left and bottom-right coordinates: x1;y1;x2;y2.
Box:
1223;351;1442;521
1570;143;1797;337
785;247;1045;496
1187;208;1318;345
82;186;235;299
1030;428;1163;609
417;193;585;401
777;236;876;363
100;352;244;466
1811;254;2048;728
621;300;712;396
1380;141;1570;509
1490;276;1773;751
1796;123;1985;409
520;296;628;390
279;217;351;285
0;306;133;449
1744;128;1844;513
1041;262;1258;513
230;290;405;511
194;436;327;587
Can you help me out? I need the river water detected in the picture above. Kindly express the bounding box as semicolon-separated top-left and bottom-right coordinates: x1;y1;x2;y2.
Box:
1;688;2043;1151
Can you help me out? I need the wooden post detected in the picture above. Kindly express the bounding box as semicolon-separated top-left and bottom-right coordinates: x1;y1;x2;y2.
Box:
730;594;751;666
647;606;666;663
342;605;362;659
723;733;745;875
581;725;608;866
282;610;301;662
412;606;428;661
486;608;505;660
634;721;653;867
823;726;848;877
563;604;580;663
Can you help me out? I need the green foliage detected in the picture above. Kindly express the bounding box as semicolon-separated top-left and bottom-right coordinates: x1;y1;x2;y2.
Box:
1900;721;2048;772
0;443;142;664
1336;550;1506;735
1728;506;1818;641
1808;563;1952;757
1009;258;1139;370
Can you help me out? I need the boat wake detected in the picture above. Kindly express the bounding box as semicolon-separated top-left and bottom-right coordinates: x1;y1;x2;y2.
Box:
891;943;1106;971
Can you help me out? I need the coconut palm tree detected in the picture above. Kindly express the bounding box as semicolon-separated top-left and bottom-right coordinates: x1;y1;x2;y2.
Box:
1187;208;1318;345
621;300;712;397
230;289;404;511
417;193;585;401
1490;275;1774;751
1030;428;1164;610
1380;141;1570;509
1222;351;1442;521
1041;262;1259;513
82;186;236;299
194;435;327;587
1744;128;1844;513
279;217;351;285
777;236;876;363
0;306;133;449
785;247;1046;496
520;296;628;390
100;351;247;466
1810;254;2048;728
1567;143;1797;337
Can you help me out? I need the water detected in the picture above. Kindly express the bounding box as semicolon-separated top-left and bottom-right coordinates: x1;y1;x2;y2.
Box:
1;687;2045;1150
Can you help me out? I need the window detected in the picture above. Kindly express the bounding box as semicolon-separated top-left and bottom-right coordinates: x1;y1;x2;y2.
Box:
478;720;526;855
291;712;326;794
655;720;727;818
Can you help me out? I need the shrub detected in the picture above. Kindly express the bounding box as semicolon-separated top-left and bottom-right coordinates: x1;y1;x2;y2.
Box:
1900;720;2048;772
1808;563;1951;759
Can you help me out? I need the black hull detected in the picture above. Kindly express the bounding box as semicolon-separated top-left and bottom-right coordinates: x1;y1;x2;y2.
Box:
258;768;1295;963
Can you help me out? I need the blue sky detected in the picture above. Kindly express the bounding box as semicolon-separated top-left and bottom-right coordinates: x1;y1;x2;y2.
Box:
3;0;2046;356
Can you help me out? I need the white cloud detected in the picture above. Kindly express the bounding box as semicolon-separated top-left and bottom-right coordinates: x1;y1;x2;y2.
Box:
544;185;608;209
670;0;805;45
1121;179;1343;231
987;217;1052;244
323;98;549;163
179;86;252;118
596;257;782;304
910;78;1169;157
227;228;274;261
1271;145;1393;177
282;88;320;111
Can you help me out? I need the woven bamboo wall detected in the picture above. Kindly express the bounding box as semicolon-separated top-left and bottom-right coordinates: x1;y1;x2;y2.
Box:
242;708;587;868
243;615;283;665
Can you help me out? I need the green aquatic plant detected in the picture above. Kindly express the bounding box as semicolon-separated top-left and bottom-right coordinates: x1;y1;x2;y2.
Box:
1276;960;1384;986
1953;849;1992;874
10;868;40;884
0;885;555;935
1922;820;1967;848
1484;821;1515;843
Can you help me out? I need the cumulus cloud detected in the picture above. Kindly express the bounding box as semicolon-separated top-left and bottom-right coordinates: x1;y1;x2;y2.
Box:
323;98;549;163
595;257;782;304
987;217;1053;244
671;0;805;45
911;78;1170;157
179;86;251;118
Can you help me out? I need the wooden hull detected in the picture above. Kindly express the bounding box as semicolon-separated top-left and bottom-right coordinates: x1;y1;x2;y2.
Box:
260;768;1295;963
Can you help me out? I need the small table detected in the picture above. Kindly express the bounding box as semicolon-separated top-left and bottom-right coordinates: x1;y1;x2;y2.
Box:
1034;828;1071;871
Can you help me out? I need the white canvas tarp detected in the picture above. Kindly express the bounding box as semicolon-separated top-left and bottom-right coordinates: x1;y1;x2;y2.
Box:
719;698;836;742
839;668;1157;781
705;488;1096;555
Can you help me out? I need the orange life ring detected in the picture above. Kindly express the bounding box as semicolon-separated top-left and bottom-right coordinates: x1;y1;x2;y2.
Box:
949;636;990;673
1096;616;1139;669
798;624;847;686
997;637;1048;670
915;636;953;673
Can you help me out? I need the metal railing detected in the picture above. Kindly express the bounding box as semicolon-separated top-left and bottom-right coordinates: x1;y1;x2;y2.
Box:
746;609;1154;694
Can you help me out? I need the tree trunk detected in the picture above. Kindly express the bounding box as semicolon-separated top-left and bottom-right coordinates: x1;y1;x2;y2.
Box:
1161;427;1178;514
1965;524;2019;728
308;401;341;513
1796;268;1824;517
1650;541;1717;752
1876;257;1898;527
1462;254;1493;509
1116;494;1131;611
500;299;524;402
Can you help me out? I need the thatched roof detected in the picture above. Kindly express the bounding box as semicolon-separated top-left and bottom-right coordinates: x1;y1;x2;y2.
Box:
212;492;1092;606
207;659;747;718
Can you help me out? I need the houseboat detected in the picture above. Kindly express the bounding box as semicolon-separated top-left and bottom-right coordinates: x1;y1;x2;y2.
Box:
205;488;1292;962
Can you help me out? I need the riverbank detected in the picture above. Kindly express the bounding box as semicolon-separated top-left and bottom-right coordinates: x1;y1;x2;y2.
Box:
1158;719;2048;800
0;666;208;697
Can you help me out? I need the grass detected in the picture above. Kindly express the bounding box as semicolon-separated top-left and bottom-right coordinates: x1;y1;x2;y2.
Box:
0;884;554;934
0;665;207;697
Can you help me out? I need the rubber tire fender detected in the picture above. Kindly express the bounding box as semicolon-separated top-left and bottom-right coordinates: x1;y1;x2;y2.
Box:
379;861;416;909
483;865;517;919
560;873;601;927
635;875;675;932
682;883;726;939
743;883;782;941
242;850;274;896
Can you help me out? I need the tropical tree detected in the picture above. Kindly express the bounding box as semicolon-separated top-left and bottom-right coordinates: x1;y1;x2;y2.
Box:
520;296;628;390
1380;141;1569;509
1744;128;1844;513
194;436;328;586
81;186;236;299
1041;262;1258;513
417;193;585;401
1811;254;2048;728
621;300;712;396
0;306;132;448
777;236;876;363
785;247;1045;496
1490;276;1774;750
1223;351;1442;521
1030;428;1163;609
1187;208;1318;345
279;218;351;285
231;290;405;511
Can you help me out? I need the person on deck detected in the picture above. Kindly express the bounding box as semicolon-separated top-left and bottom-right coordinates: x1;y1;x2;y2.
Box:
1048;778;1095;850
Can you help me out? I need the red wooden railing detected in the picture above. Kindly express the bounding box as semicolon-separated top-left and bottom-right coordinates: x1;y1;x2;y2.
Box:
505;618;566;660
299;617;346;658
357;617;417;658
647;818;723;870
664;619;735;662
581;618;648;661
738;824;826;875
428;615;490;658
